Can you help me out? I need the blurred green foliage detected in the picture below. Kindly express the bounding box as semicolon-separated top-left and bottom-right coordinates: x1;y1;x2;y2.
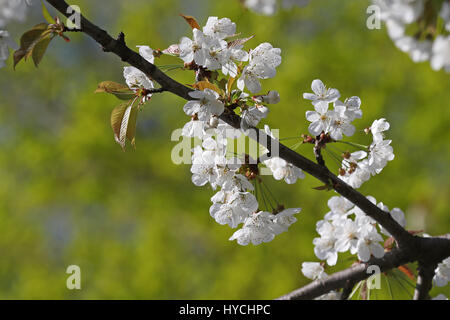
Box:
0;0;448;299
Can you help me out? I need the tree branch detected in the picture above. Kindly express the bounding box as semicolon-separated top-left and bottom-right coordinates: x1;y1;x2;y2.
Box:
413;263;436;300
278;234;450;300
45;0;450;299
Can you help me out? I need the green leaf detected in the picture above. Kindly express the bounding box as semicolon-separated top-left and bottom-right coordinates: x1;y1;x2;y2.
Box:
111;100;139;150
32;35;53;67
20;23;48;49
41;1;56;24
13;23;50;69
95;81;136;100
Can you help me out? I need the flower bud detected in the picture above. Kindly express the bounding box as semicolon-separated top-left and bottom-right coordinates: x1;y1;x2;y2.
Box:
209;115;219;128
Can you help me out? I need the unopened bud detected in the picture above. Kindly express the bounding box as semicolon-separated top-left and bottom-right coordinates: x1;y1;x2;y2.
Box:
209;115;219;128
252;90;280;105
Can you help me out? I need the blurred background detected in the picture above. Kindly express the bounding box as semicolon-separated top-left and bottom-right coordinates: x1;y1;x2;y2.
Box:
0;0;448;299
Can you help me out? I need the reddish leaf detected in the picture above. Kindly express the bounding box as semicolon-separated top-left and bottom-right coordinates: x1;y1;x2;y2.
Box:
398;265;415;281
180;13;201;30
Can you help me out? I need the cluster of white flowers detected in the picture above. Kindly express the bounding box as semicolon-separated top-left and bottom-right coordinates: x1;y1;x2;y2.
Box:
175;17;304;245
123;45;155;100
304;79;359;141
263;124;306;184
340;118;394;189
302;79;394;189
0;0;31;68
310;195;406;265
244;0;310;16
373;0;450;73
433;257;450;287
185;116;302;245
179;17;282;94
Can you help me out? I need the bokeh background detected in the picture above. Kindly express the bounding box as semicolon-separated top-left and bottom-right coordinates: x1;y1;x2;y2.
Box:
0;0;449;299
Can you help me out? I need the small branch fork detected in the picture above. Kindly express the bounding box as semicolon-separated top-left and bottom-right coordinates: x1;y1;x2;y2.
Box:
45;0;450;299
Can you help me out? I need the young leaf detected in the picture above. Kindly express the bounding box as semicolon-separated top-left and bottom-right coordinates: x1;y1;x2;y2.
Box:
192;81;222;95
111;100;139;150
397;265;415;281
228;35;255;49
227;77;236;95
20;23;48;49
179;14;200;30
41;1;56;24
14;23;50;69
32;35;53;67
162;44;180;56
95;81;135;100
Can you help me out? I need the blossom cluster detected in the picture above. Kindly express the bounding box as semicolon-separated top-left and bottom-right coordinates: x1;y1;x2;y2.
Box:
175;17;305;245
303;79;394;189
308;195;406;267
123;45;155;101
433;256;450;288
243;0;310;16
0;0;31;68
373;0;450;72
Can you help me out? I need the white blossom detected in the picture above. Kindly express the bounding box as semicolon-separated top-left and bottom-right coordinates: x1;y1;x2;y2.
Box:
334;96;363;121
244;0;277;16
441;2;450;31
334;218;359;254
0;29;16;68
253;90;281;105
123;45;155;92
301;262;327;280
182;120;206;138
315;290;342;300
430;35;450;73
203;16;236;40
327;104;356;140
179;28;209;65
432;294;448;300
305;104;334;137
433;257;450;287
324;196;354;221
241;104;270;130
368;139;395;175
229;211;277;245
210;190;258;228
356;224;385;262
183;89;224;121
303;79;340;106
237;42;281;93
271;207;301;234
0;0;30;27
370;118;390;143
380;207;406;236
263;157;305;184
340;155;371;189
313;220;339;266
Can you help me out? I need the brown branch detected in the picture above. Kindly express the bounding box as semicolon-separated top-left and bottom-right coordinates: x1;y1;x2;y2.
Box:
278;234;450;300
413;263;437;300
45;0;450;299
